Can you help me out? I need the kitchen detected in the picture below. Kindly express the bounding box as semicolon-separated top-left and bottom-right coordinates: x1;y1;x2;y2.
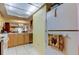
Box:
0;13;33;54
0;3;44;55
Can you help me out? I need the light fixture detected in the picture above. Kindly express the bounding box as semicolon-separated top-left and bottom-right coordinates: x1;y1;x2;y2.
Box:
27;5;37;12
25;11;31;15
8;6;14;10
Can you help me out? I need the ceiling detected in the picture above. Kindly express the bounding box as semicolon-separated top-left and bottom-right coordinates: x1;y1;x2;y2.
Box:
4;3;44;19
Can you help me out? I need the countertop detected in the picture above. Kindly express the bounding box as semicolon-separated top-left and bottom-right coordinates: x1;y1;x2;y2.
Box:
8;32;32;34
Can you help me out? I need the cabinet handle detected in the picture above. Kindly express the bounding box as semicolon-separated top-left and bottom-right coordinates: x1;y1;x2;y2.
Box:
55;8;57;17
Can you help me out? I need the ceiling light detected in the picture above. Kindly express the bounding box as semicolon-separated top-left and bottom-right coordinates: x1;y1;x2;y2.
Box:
28;6;37;12
25;11;31;15
8;6;14;10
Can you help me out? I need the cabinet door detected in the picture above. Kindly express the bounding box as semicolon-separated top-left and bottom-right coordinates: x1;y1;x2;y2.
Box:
47;8;56;30
29;33;33;43
24;34;29;44
8;34;18;47
13;34;18;46
56;4;77;30
17;34;24;45
47;4;77;30
8;34;14;48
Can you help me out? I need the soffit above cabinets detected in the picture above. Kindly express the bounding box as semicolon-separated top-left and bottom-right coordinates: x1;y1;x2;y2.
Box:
4;3;44;19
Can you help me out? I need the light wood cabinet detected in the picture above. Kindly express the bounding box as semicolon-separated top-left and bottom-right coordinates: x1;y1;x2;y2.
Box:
24;33;29;44
29;33;33;43
17;34;25;45
14;34;18;46
8;34;15;47
8;33;30;48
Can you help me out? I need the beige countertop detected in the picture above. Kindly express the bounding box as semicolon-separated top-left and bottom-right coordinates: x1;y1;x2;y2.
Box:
8;32;32;34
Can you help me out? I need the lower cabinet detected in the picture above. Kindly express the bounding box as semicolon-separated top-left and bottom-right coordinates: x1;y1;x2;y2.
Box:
0;42;1;55
17;34;25;45
8;33;30;48
8;34;16;47
29;33;33;43
24;33;29;44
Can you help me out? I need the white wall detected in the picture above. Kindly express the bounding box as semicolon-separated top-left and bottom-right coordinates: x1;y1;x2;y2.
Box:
47;4;78;30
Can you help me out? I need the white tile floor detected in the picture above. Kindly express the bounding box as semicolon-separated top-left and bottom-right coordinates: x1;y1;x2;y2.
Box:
4;44;64;55
45;46;63;55
5;44;39;55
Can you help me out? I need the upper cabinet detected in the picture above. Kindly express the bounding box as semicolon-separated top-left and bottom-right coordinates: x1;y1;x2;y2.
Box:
47;4;78;30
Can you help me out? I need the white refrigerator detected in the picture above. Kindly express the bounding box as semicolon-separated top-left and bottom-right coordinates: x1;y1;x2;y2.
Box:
47;3;79;55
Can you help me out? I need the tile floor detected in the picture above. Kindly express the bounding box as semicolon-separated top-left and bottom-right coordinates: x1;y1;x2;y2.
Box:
4;44;64;55
45;46;63;55
5;44;39;55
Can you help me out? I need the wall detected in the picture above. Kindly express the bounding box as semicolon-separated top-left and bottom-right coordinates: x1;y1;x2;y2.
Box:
33;5;46;54
0;13;29;24
0;14;4;30
0;19;29;24
0;13;30;31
